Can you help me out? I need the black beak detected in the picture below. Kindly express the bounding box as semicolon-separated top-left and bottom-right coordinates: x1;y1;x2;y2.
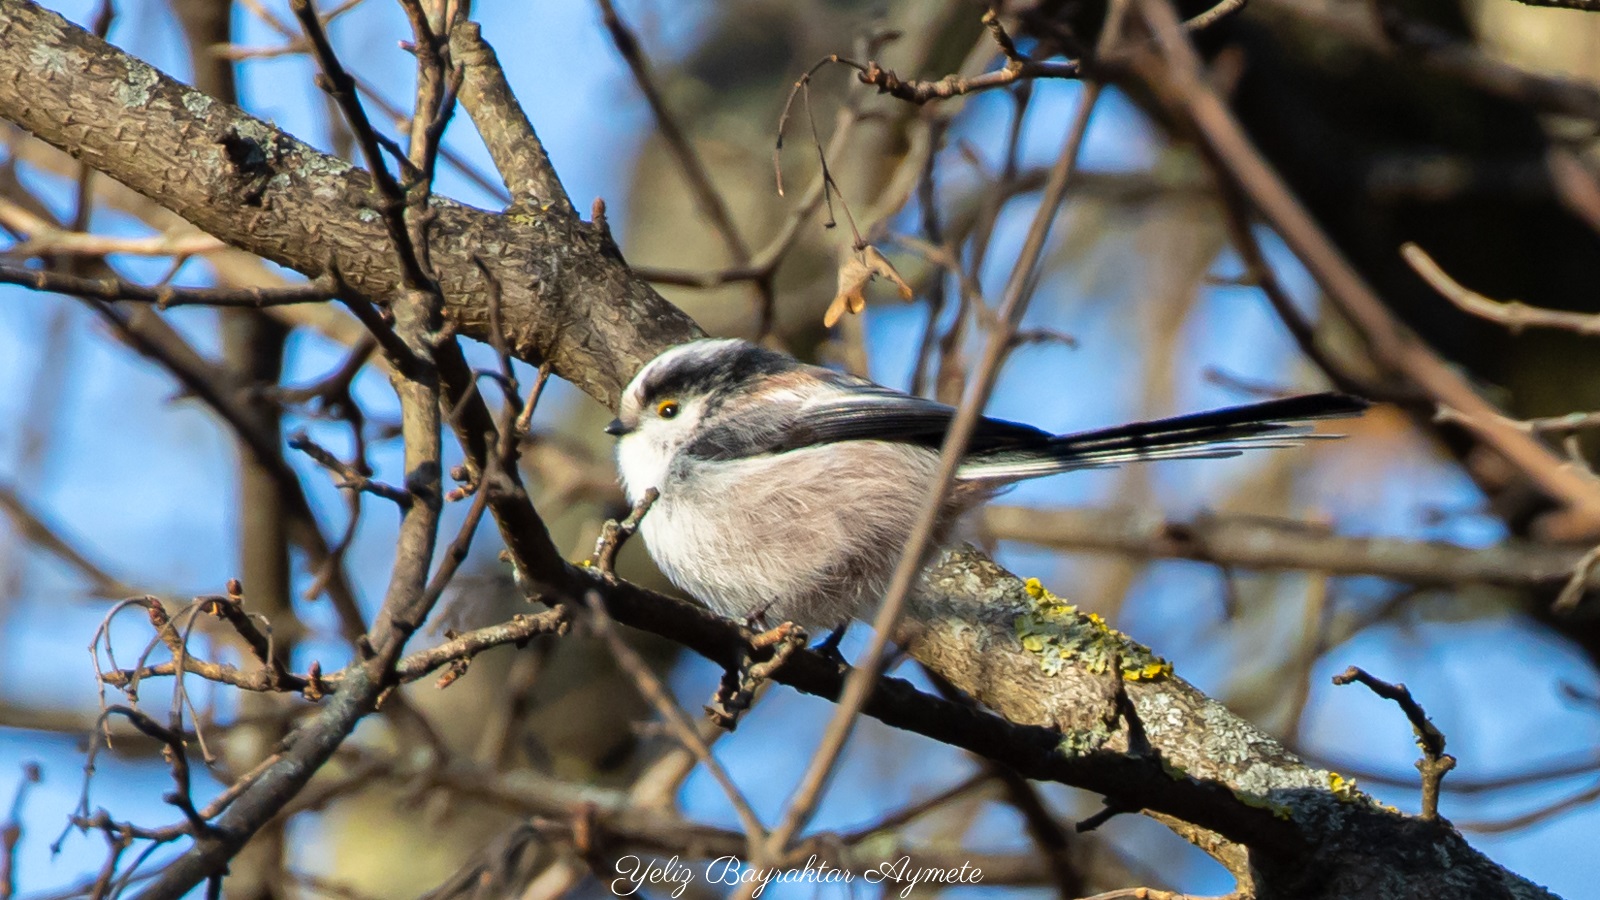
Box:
604;418;628;436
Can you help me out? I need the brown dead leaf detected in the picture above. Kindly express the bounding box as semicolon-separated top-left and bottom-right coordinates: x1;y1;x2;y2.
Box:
826;256;873;328
824;245;914;328
866;245;914;300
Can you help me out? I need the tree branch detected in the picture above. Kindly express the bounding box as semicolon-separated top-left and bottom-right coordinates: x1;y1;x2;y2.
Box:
983;505;1600;593
0;0;699;409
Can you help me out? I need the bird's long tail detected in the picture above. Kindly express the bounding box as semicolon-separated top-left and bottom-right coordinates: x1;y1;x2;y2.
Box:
958;392;1368;482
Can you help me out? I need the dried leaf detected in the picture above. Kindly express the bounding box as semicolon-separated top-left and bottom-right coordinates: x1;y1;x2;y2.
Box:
865;245;914;300
826;256;873;327
824;245;914;328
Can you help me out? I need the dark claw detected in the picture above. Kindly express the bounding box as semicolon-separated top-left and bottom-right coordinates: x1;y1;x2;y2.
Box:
813;622;849;666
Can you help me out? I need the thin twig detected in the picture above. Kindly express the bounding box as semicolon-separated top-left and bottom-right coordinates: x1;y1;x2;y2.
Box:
981;505;1600;594
1553;543;1600;614
1507;0;1600;10
289;0;433;291
1332;666;1455;820
1068;883;1203;890
783;0;1248;108
288;432;412;507
584;592;767;859
0;264;337;308
0;483;136;597
597;0;749;262
0;762;40;900
1403;242;1600;337
513;362;552;438
754;79;1107;876
592;488;658;581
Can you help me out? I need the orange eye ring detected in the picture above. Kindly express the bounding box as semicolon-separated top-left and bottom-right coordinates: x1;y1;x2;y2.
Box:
656;400;680;419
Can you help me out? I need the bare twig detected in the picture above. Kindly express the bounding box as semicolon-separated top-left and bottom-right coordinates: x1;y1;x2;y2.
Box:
1068;883;1203;890
756;79;1107;874
635;100;861;298
288;432;412;507
0;264;337;308
993;767;1084;898
1507;0;1600;10
0;483;136;597
1460;781;1600;833
1129;0;1600;538
513;362;552;438
0;762;40;900
597;0;749;262
592;488;657;581
1552;543;1600;613
103;706;213;837
1433;404;1600;441
1181;0;1248;31
583;592;766;858
1332;666;1454;820
792;0;1248;107
844;53;1081;105
100;602;569;701
0;197;223;259
289;0;433;291
1208;158;1388;399
982;505;1600;594
1403;242;1600;337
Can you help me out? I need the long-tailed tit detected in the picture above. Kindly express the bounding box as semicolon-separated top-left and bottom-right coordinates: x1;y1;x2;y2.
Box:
606;338;1365;632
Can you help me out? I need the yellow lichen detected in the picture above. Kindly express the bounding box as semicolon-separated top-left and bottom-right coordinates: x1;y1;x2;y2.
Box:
1126;661;1174;682
1013;576;1172;681
1327;771;1365;802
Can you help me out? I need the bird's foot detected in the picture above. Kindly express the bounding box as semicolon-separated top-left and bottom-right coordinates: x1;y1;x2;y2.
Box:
706;620;807;730
812;622;849;666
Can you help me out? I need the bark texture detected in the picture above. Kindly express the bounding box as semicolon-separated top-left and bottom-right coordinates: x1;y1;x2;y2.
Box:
0;2;1560;897
0;0;700;407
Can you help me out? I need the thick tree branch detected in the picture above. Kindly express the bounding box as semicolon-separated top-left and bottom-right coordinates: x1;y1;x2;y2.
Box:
0;0;699;409
448;21;574;215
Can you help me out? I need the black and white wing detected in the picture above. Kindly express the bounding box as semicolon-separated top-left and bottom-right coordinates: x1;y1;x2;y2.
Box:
773;384;1050;454
682;380;1047;461
684;366;1366;482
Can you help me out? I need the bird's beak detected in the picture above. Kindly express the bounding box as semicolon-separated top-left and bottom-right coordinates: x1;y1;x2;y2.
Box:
604;418;628;436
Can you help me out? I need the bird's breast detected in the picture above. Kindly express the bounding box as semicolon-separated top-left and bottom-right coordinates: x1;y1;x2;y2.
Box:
615;433;675;506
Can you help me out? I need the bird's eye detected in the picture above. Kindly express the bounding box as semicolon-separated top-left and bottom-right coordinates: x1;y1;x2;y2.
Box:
656;400;680;419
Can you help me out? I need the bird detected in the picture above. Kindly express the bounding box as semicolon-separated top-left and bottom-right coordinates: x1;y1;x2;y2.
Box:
605;338;1366;633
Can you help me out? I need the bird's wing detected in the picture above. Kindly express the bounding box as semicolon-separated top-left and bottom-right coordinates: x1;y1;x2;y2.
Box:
776;387;1050;452
683;384;1050;461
